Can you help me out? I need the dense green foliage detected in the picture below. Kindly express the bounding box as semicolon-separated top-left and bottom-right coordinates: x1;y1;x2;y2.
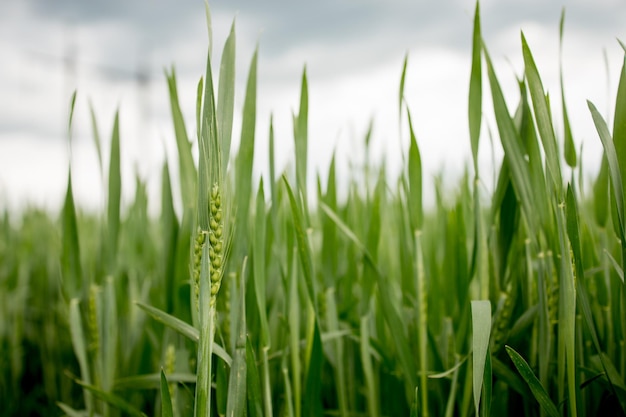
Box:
2;4;626;416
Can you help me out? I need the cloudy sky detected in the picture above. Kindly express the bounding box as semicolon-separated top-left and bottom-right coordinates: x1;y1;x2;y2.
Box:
1;0;625;213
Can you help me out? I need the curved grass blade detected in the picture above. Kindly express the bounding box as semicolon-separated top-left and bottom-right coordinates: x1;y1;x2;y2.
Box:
522;33;563;191
75;379;148;417
588;101;626;249
135;301;232;366
56;402;85;417
166;69;197;210
505;346;560;417
484;47;537;235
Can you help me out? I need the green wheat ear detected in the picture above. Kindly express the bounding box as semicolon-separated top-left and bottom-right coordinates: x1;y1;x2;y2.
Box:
208;182;225;307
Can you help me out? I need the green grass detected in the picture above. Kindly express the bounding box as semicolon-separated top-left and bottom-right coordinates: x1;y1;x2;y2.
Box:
2;3;626;416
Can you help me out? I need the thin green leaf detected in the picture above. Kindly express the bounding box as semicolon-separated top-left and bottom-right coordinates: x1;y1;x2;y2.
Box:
522;33;563;191
160;370;174;417
283;176;316;307
471;300;491;416
75;380;148;417
226;259;247;417
407;111;423;231
294;67;309;205
588;101;626;248
559;10;577;167
217;20;236;176
505;346;560;417
135;301;232;365
106;110;121;271
114;373;196;390
69;299;93;413
469;1;482;172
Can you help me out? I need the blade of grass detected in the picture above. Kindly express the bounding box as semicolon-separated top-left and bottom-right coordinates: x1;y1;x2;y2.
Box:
468;1;482;173
484;47;537;235
217;20;236;176
166;69;197;210
559;10;577;167
226;259;247;417
471;300;491;416
505;346;560;417
522;33;563;192
233;46;258;257
160;370;174;417
106;110;121;271
69;299;93;413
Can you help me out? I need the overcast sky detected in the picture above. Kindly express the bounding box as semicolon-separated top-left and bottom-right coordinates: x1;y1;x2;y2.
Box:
1;0;625;213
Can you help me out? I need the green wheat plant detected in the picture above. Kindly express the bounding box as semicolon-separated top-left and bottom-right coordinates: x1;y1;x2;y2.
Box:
1;2;626;417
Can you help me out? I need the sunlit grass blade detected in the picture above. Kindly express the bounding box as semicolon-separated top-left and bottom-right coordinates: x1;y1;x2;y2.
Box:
505;346;560;417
